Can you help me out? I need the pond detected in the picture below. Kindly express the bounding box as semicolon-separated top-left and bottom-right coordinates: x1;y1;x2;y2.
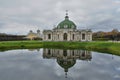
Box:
0;48;120;80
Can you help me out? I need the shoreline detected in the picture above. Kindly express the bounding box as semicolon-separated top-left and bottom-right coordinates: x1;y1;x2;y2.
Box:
0;41;120;56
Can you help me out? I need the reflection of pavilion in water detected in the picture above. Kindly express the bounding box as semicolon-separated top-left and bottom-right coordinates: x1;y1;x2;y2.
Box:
43;48;92;78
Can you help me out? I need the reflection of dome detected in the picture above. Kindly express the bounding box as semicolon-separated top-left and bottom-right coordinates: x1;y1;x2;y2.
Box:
57;12;76;29
57;59;76;72
43;48;92;78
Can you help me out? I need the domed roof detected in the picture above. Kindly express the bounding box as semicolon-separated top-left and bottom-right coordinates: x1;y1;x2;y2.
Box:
57;12;76;29
57;59;76;72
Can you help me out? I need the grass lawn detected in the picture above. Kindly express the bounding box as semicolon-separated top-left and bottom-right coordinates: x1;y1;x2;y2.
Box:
0;41;120;56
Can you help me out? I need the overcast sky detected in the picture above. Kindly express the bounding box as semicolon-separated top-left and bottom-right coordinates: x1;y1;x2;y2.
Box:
0;0;120;35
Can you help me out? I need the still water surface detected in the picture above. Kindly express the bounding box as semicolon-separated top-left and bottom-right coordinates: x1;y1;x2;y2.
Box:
0;48;120;80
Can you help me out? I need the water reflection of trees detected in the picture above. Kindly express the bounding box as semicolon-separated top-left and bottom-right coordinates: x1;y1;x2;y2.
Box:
43;49;92;78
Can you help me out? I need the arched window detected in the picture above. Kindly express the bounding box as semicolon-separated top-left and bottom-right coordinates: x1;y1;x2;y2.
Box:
72;34;74;40
72;51;74;56
48;34;51;39
48;49;51;55
58;34;59;39
63;33;67;41
82;51;85;57
63;50;67;57
82;33;85;40
58;26;60;28
64;25;68;28
72;25;74;28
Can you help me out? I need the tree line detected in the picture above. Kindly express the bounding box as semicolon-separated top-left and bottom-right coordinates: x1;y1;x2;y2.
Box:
93;29;120;41
0;29;120;41
0;33;26;41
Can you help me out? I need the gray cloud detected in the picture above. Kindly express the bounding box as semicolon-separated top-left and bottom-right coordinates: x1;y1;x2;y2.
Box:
0;0;120;34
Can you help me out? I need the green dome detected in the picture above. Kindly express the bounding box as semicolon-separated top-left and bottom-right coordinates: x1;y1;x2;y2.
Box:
57;16;76;29
57;59;76;72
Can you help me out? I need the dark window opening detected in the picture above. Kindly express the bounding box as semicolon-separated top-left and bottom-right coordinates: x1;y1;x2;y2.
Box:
48;50;51;55
73;34;74;40
48;34;51;39
72;51;74;56
63;33;67;41
63;50;67;57
58;34;59;39
82;51;85;57
82;34;85;40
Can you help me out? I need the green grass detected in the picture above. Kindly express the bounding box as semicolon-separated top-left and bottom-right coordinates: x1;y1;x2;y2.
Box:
0;41;43;51
43;41;120;55
0;41;120;56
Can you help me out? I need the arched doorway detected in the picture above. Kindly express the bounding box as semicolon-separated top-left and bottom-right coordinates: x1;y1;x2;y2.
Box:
82;33;85;40
63;33;67;41
48;34;51;39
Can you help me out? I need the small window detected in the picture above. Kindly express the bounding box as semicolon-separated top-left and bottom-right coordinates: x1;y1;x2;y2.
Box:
63;50;67;57
82;51;85;57
72;34;74;40
58;34;59;39
72;25;74;28
72;51;74;56
64;25;68;28
58;26;60;28
48;34;51;39
48;50;51;55
82;34;85;40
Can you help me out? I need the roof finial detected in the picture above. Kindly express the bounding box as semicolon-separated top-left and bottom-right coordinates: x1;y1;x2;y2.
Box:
65;72;68;78
66;10;68;16
65;10;69;20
